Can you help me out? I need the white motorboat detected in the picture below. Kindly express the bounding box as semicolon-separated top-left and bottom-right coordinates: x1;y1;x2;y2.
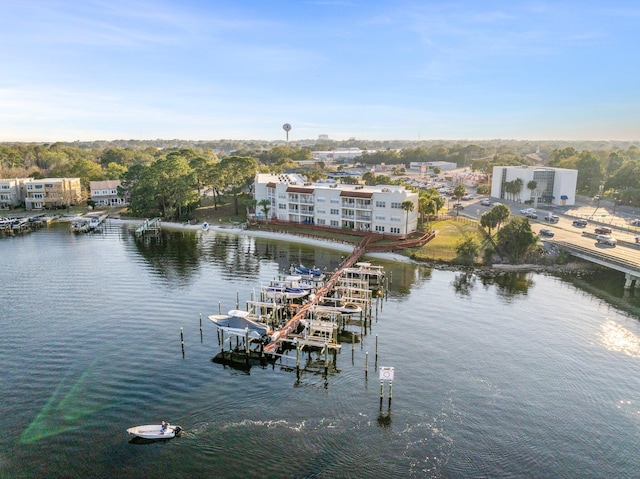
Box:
338;302;362;315
127;423;182;439
202;222;209;231
209;310;269;340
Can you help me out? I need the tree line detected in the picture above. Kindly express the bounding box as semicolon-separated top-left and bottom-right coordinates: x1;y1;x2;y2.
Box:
2;142;640;220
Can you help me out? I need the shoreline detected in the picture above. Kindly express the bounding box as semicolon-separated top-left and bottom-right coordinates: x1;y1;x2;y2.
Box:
109;217;593;273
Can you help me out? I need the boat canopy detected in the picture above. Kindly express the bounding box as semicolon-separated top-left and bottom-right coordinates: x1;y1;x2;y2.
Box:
208;311;269;339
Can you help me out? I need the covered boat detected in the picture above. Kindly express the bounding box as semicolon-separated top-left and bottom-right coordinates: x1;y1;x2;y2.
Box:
208;309;269;340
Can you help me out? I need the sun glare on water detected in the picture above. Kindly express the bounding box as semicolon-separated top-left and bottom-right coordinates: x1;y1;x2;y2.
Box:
600;320;640;358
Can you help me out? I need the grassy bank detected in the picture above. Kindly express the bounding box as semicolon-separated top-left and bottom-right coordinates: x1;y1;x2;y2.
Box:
405;218;485;263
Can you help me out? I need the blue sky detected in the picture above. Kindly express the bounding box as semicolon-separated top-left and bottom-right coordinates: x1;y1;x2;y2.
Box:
2;0;639;142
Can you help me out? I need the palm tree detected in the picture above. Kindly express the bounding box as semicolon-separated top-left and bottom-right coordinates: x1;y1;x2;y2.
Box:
258;198;271;224
492;204;511;230
401;200;415;237
527;180;537;203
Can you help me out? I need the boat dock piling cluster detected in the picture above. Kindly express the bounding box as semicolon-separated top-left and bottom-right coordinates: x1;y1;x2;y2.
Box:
204;252;390;376
0;213;59;236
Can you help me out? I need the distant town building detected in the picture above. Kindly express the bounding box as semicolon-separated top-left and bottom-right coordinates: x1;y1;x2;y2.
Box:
408;161;457;172
311;148;365;163
253;173;418;235
90;180;128;207
491;166;578;206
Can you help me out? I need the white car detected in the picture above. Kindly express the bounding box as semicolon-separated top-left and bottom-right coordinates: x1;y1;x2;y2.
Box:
545;214;559;223
631;219;640;227
596;234;617;246
635;235;640;243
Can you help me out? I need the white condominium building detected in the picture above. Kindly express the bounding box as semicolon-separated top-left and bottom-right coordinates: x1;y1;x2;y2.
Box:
491;166;578;206
254;173;419;235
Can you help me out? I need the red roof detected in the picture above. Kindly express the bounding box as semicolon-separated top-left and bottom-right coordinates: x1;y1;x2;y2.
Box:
339;190;373;198
286;186;315;194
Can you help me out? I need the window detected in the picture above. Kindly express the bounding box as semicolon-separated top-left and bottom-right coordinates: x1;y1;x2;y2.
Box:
317;197;326;202
317;209;325;214
391;202;402;209
391;215;401;222
375;201;386;208
375;214;385;221
330;220;339;227
375;225;385;232
330;208;339;215
279;203;286;209
330;198;340;204
317;219;326;225
390;227;400;234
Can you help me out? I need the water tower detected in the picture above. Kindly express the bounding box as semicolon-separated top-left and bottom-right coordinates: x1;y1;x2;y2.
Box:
282;123;291;144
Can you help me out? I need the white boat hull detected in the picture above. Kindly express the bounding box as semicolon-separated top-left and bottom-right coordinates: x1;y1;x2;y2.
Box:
127;424;182;439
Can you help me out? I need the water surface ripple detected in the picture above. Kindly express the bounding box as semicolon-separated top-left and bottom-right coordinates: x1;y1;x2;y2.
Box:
0;224;639;478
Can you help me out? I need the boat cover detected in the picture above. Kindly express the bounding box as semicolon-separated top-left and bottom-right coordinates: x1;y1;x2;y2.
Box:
208;311;268;339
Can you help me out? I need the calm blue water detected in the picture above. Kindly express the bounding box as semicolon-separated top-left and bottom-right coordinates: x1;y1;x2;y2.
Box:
1;222;640;478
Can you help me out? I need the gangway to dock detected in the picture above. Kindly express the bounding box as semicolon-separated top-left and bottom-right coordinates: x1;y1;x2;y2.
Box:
135;218;161;236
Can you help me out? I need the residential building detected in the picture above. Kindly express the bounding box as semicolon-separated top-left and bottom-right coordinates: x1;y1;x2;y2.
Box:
491;166;578;206
0;178;21;209
90;180;127;207
23;177;82;210
254;173;418;235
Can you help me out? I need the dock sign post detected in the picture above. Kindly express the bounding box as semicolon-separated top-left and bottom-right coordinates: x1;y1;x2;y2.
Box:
379;367;394;410
379;366;394;381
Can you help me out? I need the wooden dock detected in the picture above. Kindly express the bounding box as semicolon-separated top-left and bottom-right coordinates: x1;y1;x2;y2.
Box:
135;217;161;237
263;239;371;355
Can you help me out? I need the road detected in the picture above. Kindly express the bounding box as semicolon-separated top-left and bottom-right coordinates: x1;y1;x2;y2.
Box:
459;196;640;264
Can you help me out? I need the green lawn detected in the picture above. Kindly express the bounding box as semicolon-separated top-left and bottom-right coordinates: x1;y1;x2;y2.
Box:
408;218;485;263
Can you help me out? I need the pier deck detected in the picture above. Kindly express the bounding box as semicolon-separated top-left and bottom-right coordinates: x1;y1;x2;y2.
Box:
264;240;370;354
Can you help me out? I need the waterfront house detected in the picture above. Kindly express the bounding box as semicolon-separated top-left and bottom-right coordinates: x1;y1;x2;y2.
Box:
0;178;21;209
23;178;82;210
90;180;128;207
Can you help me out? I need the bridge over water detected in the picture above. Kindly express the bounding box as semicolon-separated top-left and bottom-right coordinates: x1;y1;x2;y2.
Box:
555;241;640;289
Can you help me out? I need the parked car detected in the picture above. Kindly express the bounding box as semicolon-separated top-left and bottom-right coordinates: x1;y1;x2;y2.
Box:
453;203;464;210
636;235;640;243
630;219;640;227
572;219;588;227
545;214;559;223
491;201;503;207
461;194;474;200
480;198;491;206
594;226;612;234
525;211;538;219
596;234;617;246
539;228;555;237
520;208;536;215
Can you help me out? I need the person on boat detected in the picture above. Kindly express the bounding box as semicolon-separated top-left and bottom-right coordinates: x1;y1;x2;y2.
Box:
161;421;167;433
